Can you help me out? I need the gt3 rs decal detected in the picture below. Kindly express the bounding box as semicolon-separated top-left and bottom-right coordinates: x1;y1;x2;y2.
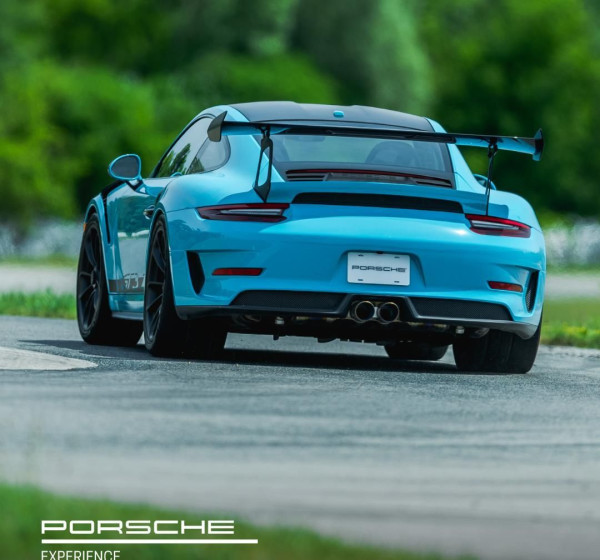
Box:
108;273;145;293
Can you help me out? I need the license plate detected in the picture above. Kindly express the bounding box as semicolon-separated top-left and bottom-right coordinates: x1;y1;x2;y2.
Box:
347;252;410;286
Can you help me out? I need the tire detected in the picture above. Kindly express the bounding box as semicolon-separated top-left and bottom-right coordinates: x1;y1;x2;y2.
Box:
77;214;143;346
385;342;448;361
143;215;227;359
452;320;541;374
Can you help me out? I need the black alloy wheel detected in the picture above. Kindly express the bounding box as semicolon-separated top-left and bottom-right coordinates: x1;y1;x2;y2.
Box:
77;222;102;333
76;214;142;346
143;215;227;358
144;223;168;344
452;318;542;374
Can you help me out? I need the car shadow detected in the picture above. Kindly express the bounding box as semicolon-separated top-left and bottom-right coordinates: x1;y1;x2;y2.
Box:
221;347;459;374
28;340;150;360
28;338;463;374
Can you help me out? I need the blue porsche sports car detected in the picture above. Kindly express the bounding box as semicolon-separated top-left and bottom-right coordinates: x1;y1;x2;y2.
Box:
77;101;545;373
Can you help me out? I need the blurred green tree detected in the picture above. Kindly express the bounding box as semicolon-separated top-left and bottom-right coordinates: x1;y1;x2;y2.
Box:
293;0;431;113
39;0;174;74
171;0;299;58
419;0;600;215
0;0;47;71
0;0;337;225
2;0;600;225
0;62;196;223
177;52;339;106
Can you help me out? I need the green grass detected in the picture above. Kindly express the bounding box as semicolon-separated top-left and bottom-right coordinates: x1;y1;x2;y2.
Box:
541;298;600;349
0;483;467;560
0;254;78;267
0;291;75;319
546;263;600;273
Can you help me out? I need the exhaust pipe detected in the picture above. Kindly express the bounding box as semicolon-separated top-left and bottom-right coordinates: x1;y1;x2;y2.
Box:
377;302;400;324
350;300;376;323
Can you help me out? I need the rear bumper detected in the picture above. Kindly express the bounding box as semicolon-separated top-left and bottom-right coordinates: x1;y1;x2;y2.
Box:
176;290;539;338
167;206;545;335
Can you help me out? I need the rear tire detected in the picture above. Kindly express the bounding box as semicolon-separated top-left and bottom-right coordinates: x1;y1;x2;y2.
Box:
385;342;448;361
143;216;227;359
76;214;142;346
452;320;541;374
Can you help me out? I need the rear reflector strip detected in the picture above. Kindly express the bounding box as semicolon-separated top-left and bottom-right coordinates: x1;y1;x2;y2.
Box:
488;281;523;293
213;268;263;276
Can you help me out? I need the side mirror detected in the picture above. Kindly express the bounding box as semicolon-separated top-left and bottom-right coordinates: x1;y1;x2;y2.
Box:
473;173;496;190
108;154;142;182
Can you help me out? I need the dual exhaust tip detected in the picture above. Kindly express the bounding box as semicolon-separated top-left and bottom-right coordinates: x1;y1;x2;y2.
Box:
350;300;400;324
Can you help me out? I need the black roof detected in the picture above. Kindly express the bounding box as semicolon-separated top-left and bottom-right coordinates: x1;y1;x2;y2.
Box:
230;101;433;131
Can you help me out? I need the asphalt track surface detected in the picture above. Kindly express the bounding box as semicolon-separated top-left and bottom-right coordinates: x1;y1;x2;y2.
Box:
1;316;600;560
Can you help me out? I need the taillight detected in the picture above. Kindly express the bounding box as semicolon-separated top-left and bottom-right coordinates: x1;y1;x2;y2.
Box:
466;214;531;238
197;203;289;222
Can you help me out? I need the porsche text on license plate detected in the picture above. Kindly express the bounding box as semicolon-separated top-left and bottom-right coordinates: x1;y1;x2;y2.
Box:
347;252;410;286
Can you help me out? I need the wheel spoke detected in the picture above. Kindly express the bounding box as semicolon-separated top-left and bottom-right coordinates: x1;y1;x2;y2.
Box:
83;287;97;309
91;232;100;266
149;266;164;283
83;290;96;322
145;225;170;341
84;237;96;267
78;283;95;301
145;293;163;314
152;244;165;274
158;233;167;259
152;244;165;273
148;307;160;336
93;287;101;308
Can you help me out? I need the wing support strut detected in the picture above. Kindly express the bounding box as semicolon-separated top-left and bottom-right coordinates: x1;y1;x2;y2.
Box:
254;127;273;203
485;140;498;216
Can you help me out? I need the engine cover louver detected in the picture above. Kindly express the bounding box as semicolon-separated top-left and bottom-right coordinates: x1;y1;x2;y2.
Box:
286;170;328;181
285;169;453;188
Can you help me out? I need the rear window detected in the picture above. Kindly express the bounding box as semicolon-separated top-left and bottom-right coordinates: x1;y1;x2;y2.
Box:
271;135;451;173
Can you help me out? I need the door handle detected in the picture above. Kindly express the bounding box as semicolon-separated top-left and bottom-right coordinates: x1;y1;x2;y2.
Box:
143;205;155;219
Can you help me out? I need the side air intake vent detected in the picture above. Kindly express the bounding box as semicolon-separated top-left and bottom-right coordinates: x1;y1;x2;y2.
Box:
525;271;539;312
187;252;205;294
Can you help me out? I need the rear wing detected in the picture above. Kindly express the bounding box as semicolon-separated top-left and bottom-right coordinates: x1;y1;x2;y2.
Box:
207;111;544;207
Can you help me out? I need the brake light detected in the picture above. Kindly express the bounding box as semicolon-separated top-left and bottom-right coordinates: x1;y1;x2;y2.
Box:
466;214;531;238
488;281;523;293
197;204;289;222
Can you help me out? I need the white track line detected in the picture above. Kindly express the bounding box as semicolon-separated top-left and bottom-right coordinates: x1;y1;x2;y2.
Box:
0;346;96;370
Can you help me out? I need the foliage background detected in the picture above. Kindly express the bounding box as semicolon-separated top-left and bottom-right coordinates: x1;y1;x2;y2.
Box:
2;0;599;225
